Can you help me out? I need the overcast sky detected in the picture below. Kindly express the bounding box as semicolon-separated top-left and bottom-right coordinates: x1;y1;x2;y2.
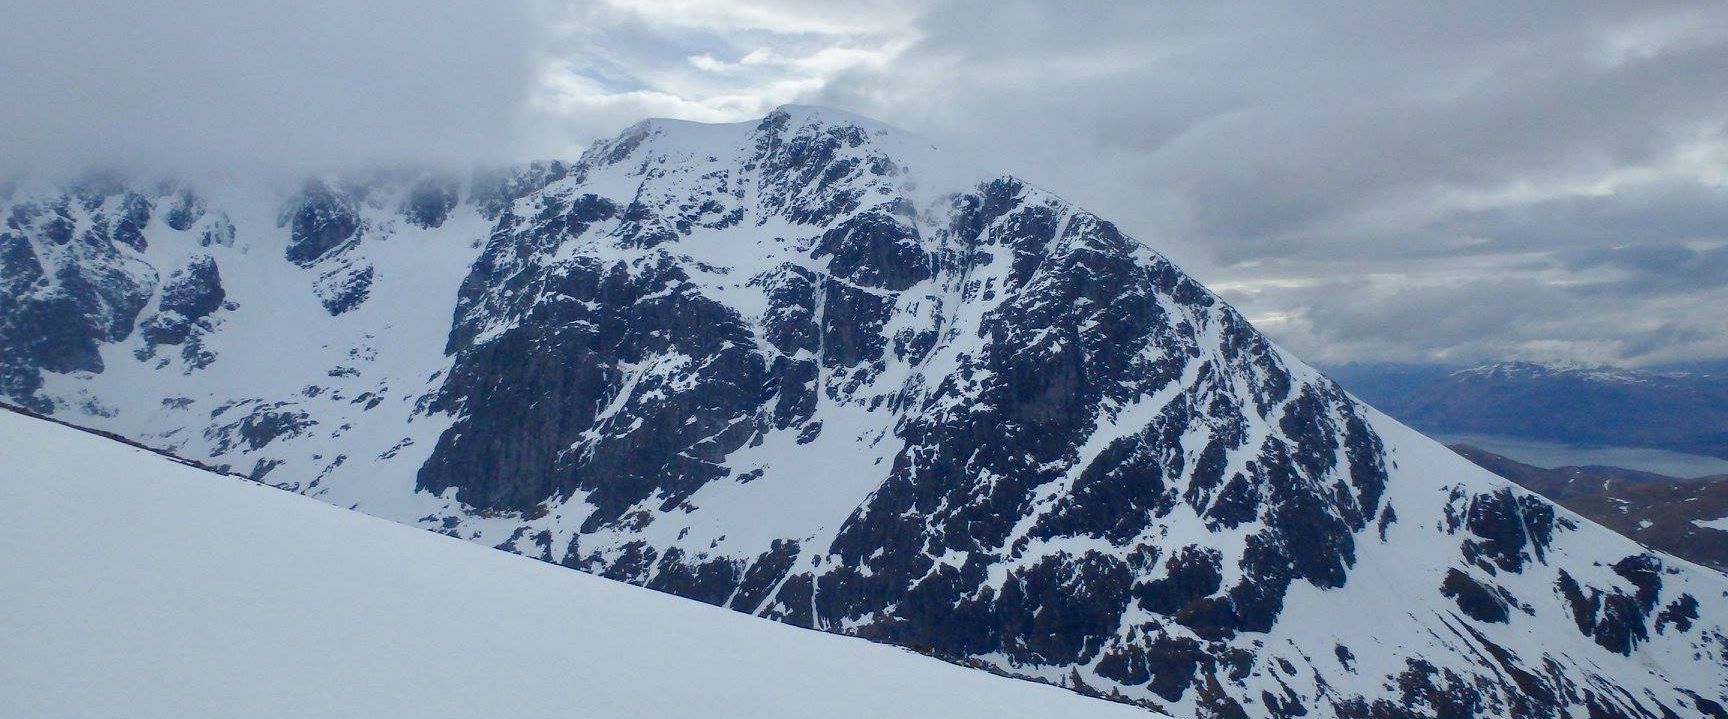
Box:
5;1;1726;368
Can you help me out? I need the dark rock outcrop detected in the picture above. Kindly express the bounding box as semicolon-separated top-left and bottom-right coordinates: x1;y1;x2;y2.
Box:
281;179;360;267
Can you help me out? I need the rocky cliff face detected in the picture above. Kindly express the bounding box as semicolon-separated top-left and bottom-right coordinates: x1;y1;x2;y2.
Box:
3;107;1726;719
1452;443;1728;572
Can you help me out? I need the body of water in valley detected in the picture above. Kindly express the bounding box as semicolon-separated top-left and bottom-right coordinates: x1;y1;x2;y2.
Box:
1434;433;1728;479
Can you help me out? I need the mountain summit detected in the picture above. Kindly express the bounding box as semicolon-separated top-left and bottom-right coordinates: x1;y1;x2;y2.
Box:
2;106;1725;718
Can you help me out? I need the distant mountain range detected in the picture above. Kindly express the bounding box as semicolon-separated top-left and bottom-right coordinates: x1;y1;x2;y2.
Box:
1449;443;1728;572
1328;361;1728;462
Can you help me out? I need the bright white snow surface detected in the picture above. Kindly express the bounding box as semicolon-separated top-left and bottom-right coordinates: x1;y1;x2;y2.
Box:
0;409;1156;719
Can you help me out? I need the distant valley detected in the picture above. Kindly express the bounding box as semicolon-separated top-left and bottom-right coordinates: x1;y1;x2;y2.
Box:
1327;361;1728;468
1331;361;1728;572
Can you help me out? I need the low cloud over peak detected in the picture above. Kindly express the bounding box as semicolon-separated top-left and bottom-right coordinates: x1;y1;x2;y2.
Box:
6;0;1725;366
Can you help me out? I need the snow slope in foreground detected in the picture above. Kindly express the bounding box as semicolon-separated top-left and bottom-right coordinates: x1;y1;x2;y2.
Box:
0;409;1155;719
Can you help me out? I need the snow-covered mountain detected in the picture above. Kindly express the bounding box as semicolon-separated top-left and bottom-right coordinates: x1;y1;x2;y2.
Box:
0;406;1155;719
2;106;1726;718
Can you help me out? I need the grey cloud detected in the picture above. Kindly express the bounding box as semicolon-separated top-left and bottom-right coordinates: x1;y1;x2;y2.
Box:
1226;273;1728;366
1443;179;1728;255
0;1;538;177
823;1;1728;257
1565;242;1728;295
1265;278;1573;357
1620;321;1712;358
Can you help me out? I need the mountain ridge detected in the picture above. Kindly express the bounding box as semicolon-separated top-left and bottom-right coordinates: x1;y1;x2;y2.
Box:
2;105;1726;718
